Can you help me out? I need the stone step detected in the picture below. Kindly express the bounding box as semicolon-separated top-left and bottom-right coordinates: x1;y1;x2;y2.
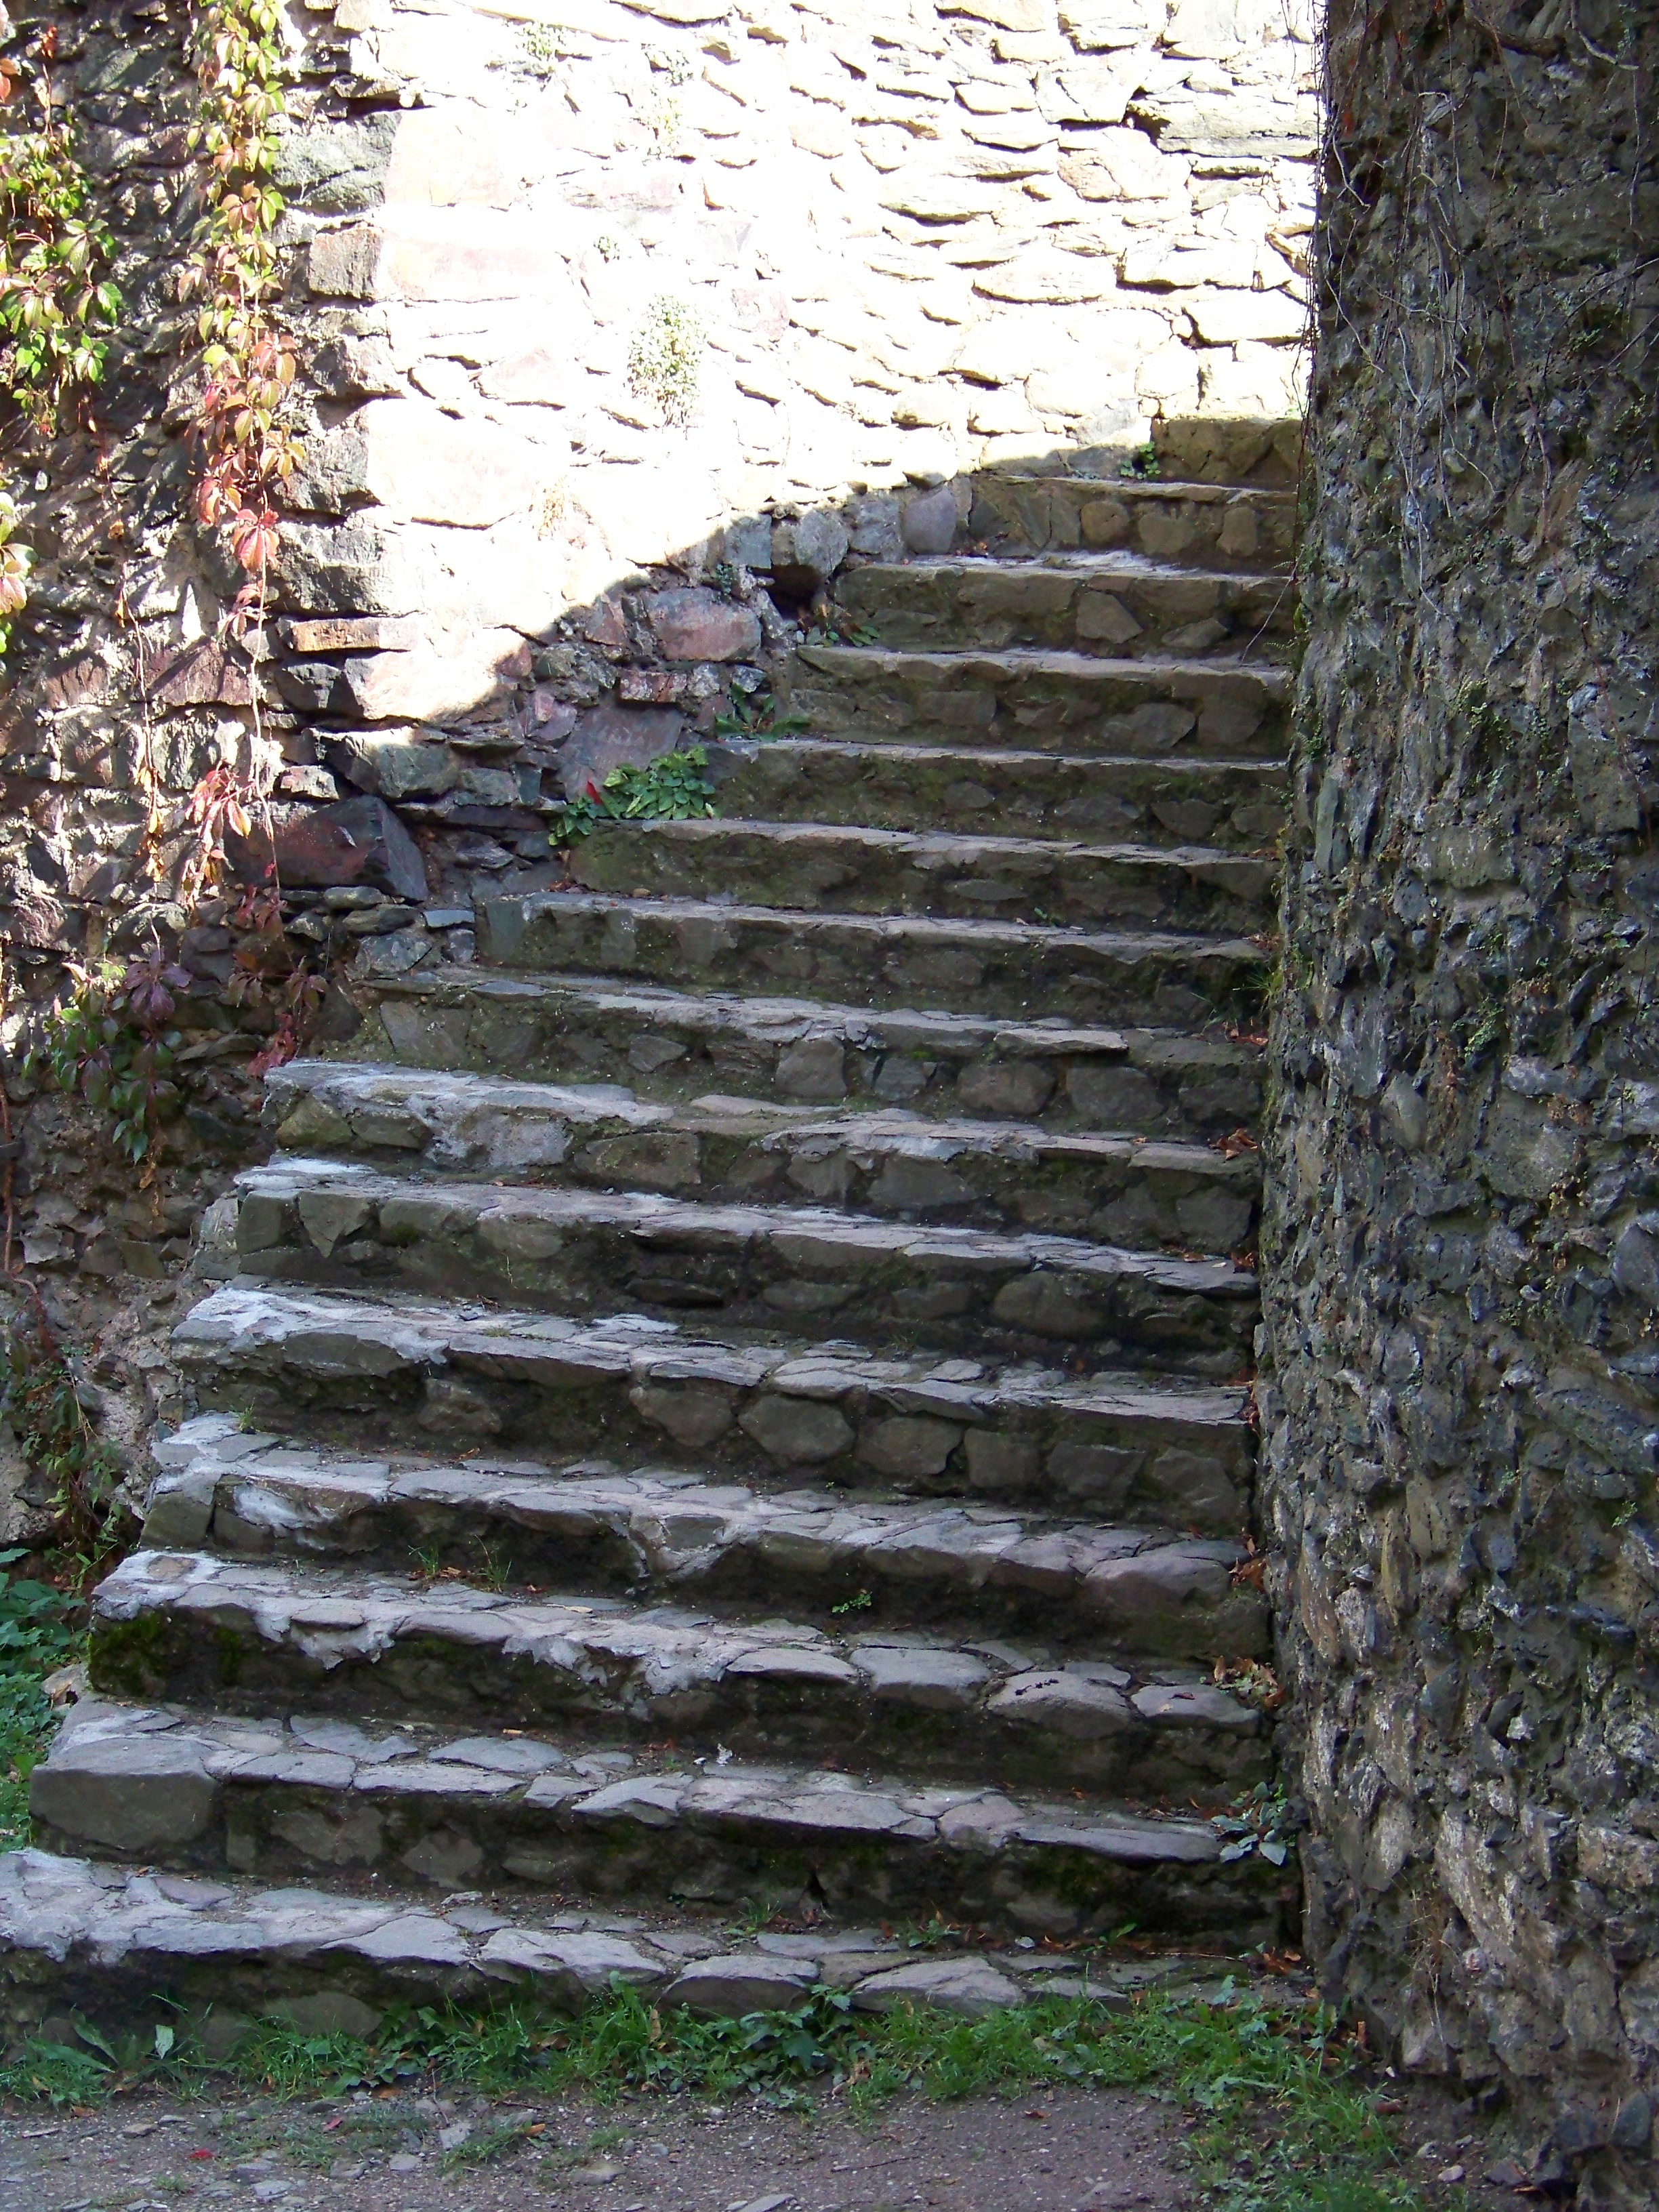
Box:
965;474;1296;567
567;820;1277;936
87;1553;1273;1795
711;739;1287;851
142;1416;1267;1657
475;894;1271;1028
340;968;1267;1141
216;1159;1259;1371
781;647;1288;758
835;556;1295;662
173;1284;1256;1532
31;1702;1284;1944
266;1062;1261;1248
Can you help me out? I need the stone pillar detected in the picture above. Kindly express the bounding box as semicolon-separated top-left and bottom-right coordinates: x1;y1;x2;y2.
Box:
1261;1;1659;2198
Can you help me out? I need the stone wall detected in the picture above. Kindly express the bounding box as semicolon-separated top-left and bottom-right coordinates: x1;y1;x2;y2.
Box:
1260;1;1659;2200
0;0;1314;1316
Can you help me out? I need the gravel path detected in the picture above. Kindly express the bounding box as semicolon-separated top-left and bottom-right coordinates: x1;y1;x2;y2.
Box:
3;2081;1187;2212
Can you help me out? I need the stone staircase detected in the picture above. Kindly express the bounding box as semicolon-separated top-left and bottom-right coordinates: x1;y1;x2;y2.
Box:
4;464;1298;2043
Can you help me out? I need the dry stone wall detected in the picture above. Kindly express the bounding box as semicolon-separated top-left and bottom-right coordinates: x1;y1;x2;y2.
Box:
1261;2;1659;2203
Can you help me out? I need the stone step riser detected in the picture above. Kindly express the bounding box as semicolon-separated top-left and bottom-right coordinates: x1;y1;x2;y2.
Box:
779;649;1288;759
835;562;1295;663
87;1568;1271;1797
221;1172;1259;1373
175;1289;1255;1532
146;1454;1267;1660
567;822;1277;937
711;742;1287;851
965;477;1296;567
266;1065;1261;1250
33;1733;1279;1944
475;897;1270;1029
344;974;1268;1143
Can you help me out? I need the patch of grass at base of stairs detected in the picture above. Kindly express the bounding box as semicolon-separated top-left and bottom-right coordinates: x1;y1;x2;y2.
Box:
0;1982;1470;2212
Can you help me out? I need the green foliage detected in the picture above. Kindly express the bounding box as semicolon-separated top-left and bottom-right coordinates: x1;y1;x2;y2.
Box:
1215;1782;1294;1868
0;44;125;670
712;687;809;742
628;294;702;427
550;746;718;846
0;1984;1458;2212
518;22;562;77
33;947;190;1163
0;1544;77;1851
0;98;120;429
1120;440;1162;480
1;1305;126;1586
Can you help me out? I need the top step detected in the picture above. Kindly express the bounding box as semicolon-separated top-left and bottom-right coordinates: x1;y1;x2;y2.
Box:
964;477;1296;566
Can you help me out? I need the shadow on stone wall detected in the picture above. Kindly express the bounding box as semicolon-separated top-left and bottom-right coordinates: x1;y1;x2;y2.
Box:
218;410;1302;949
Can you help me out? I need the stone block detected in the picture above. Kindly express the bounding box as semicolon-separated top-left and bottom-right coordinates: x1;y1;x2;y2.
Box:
647;588;762;663
559;705;687;800
851;1955;1023;2015
32;1736;218;1852
361;399;544;528
661;1954;818;2016
340;630;533;724
771;510;851;590
901;486;960;553
308;225;381;298
256;794;429;901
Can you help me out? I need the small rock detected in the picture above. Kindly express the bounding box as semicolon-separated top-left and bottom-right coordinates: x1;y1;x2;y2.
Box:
662;1953;818;2017
901;485;958;554
851;1955;1023;2018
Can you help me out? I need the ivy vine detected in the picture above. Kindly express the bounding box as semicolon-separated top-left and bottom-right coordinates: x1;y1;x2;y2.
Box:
0;24;123;665
182;0;297;583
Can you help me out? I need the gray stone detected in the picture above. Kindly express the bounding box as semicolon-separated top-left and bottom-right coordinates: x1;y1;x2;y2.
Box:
855;1644;990;1708
851;1956;1023;2017
771;510;849;590
900;487;960;554
987;1671;1133;1738
31;1736;218;1852
738;1395;855;1465
661;1954;818;2016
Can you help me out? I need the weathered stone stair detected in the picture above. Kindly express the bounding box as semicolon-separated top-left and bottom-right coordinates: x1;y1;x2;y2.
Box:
7;465;1295;2042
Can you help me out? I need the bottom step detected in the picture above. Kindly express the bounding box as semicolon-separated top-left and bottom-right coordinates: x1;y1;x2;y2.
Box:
0;1847;1254;2049
32;1699;1286;1942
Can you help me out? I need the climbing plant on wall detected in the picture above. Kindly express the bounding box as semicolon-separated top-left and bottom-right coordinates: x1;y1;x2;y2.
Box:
182;0;297;587
0;23;122;667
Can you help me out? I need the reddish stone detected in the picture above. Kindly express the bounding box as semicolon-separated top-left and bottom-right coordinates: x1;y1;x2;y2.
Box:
229;794;428;902
282;615;421;655
583;599;630;649
146;641;256;708
559;705;685;800
647;587;762;663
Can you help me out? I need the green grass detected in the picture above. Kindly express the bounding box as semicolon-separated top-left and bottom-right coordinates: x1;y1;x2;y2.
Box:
0;1553;77;1851
0;1981;1463;2212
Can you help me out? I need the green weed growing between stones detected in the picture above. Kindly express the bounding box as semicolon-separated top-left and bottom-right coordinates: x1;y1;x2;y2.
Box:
0;1984;1466;2212
0;1548;77;1849
551;747;718;846
627;294;702;427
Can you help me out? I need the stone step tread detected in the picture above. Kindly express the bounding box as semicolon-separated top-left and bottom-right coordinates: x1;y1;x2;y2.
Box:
143;1415;1265;1656
476;893;1271;1028
487;893;1271;966
568;824;1273;934
268;1059;1263;1187
857;551;1290;581
570;818;1275;878
2;1843;1273;2007
229;1155;1259;1292
834;558;1294;658
88;1552;1270;1797
794;646;1290;691
37;1697;1272;1916
342;967;1266;1140
174;1282;1254;1530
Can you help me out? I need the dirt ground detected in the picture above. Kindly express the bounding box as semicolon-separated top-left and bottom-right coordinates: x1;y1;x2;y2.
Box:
0;2070;1547;2212
2;2081;1190;2212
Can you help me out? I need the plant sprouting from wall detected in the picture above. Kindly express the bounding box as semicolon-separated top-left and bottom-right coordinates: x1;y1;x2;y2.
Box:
32;947;190;1167
182;0;298;586
0;26;123;670
0;39;119;429
550;747;718;846
628;294;701;428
